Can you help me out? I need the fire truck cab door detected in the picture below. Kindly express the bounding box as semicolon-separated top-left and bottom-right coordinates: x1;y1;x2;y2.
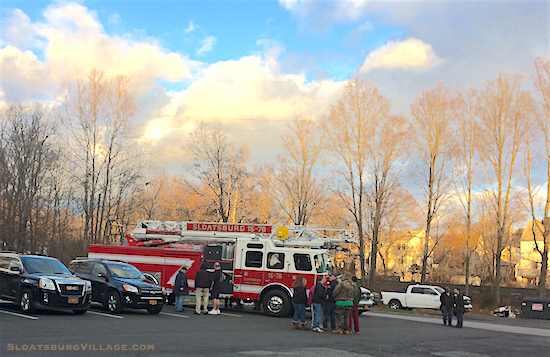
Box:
237;243;265;297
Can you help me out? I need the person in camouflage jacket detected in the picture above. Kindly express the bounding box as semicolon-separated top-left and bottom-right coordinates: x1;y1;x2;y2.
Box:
332;272;355;334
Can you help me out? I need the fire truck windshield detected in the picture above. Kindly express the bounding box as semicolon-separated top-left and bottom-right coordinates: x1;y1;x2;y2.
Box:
105;262;145;280
314;254;327;273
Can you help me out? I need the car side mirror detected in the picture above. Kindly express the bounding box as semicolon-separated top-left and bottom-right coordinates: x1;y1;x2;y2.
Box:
98;272;108;281
10;266;21;272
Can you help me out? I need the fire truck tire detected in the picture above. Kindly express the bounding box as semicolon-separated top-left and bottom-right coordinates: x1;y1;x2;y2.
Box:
106;290;123;314
262;289;291;317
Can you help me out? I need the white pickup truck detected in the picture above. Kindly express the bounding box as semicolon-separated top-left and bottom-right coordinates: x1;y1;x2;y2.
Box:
381;284;473;311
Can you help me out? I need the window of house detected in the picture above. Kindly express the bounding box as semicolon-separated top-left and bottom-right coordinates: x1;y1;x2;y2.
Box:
245;251;263;268
293;254;312;271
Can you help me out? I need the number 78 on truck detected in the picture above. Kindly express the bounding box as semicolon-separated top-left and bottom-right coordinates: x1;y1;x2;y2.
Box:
88;221;356;317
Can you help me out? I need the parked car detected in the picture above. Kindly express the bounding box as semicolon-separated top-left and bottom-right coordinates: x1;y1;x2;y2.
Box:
0;252;91;314
358;287;375;314
69;258;165;314
381;284;473;312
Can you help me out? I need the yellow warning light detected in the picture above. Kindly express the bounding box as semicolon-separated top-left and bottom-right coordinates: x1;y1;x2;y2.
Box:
275;226;289;240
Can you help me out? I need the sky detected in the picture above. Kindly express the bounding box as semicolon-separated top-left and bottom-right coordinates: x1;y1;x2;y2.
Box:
0;0;548;174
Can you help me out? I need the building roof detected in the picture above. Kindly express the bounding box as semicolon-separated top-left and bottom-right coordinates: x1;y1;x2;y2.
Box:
520;220;546;242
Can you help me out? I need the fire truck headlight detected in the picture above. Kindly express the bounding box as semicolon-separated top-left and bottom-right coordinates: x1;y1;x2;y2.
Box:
85;281;92;292
123;284;138;293
39;278;56;291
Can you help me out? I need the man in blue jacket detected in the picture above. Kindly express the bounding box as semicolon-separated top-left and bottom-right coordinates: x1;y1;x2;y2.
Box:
173;266;188;312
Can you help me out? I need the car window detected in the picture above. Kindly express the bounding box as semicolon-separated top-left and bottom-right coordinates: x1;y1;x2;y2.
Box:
267;253;284;269
0;256;10;270
9;258;22;271
105;263;145;279
293;254;312;271
92;263;107;277
21;257;72;275
245;251;263;268
424;288;438;295
411;287;423;294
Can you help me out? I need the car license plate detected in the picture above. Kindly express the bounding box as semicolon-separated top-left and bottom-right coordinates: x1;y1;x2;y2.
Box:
68;298;78;304
149;300;157;305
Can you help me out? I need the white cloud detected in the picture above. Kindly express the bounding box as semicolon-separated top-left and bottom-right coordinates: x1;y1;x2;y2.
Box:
143;54;345;165
0;8;36;48
360;38;440;73
0;2;190;100
184;21;196;34
108;13;121;25
196;36;217;56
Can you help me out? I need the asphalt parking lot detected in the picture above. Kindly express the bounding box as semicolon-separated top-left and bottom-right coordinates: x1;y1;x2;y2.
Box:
1;301;549;357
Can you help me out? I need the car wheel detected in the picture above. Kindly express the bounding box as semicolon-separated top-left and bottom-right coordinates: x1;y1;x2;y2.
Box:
388;299;402;310
262;289;291;317
73;309;87;315
147;305;163;314
18;289;34;313
106;291;123;314
358;310;364;316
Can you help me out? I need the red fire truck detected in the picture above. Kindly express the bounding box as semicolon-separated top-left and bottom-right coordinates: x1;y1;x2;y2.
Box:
88;221;354;317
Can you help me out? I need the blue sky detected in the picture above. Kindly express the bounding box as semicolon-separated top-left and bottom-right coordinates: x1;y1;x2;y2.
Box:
0;0;548;172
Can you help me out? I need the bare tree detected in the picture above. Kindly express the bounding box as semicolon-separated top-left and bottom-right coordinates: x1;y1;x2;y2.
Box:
453;89;480;295
183;121;249;223
272;115;325;225
365;114;409;286
322;77;391;283
410;82;458;282
478;72;531;303
0;102;58;253
528;57;550;297
56;69;144;245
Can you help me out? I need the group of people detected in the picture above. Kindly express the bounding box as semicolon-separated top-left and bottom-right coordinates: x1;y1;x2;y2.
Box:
439;287;466;328
173;262;224;315
292;272;361;334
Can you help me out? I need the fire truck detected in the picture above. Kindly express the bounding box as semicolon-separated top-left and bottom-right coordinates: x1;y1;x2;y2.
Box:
88;221;355;317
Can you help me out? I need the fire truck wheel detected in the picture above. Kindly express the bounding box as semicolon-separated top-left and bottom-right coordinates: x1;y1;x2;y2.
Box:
106;291;123;314
262;289;291;317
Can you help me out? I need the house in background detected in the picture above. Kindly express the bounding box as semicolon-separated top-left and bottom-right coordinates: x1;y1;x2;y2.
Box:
517;220;549;285
377;229;434;282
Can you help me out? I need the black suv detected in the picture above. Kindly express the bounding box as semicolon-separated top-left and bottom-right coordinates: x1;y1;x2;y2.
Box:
69;258;165;314
0;252;92;314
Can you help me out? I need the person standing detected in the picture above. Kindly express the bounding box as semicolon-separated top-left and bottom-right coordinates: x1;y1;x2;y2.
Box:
333;273;355;334
209;262;223;315
440;287;453;326
292;276;309;330
323;273;338;331
311;275;327;333
194;264;211;315
173;266;189;312
349;276;361;334
453;288;465;328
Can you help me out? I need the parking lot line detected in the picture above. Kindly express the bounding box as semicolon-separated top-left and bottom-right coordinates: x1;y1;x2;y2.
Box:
160;312;190;318
0;310;38;320
220;312;242;317
87;310;124;319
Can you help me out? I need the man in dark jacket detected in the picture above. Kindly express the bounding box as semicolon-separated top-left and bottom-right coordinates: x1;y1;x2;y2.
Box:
174;266;189;312
453;288;465;328
208;262;223;315
323;273;338;331
440;287;453;326
194;264;211;315
311;275;327;333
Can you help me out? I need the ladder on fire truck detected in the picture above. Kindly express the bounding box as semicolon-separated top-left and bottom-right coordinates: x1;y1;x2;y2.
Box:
125;220;357;249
